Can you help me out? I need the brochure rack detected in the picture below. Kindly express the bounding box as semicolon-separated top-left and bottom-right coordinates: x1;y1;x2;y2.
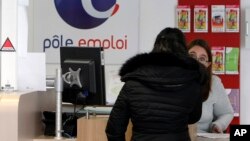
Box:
178;0;240;128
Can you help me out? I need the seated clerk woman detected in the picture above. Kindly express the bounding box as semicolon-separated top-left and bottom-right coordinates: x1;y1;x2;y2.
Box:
105;27;208;141
188;39;234;133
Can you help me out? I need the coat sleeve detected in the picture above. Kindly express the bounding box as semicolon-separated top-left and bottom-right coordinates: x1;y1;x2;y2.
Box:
188;92;202;124
188;62;207;124
105;83;130;141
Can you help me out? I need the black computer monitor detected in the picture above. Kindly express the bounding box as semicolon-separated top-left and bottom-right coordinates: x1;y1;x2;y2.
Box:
60;47;106;106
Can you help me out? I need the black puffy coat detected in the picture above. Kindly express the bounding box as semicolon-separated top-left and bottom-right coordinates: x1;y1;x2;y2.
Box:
106;52;207;141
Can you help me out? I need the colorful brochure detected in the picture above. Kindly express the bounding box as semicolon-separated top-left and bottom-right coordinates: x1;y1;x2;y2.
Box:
212;46;225;74
225;47;239;74
176;5;191;33
211;5;225;32
226;5;240;32
194;5;208;32
226;89;240;117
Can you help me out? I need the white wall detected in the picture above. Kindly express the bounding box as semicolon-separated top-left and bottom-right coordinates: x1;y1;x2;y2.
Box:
240;0;250;124
139;0;177;52
0;0;18;90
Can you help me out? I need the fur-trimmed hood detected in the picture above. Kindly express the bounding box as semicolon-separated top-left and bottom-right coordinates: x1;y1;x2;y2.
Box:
119;52;207;86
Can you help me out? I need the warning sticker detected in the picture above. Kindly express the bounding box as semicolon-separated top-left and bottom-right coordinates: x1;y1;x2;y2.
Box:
0;37;15;52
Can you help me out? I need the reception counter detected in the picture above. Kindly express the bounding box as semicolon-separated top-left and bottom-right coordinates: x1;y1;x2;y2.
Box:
76;116;229;141
0;91;230;141
0;90;56;141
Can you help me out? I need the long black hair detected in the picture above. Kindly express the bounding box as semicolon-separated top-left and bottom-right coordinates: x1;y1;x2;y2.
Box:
152;27;188;57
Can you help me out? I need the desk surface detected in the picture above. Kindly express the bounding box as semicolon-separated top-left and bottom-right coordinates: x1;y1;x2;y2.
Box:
197;137;229;141
196;133;229;141
64;106;230;141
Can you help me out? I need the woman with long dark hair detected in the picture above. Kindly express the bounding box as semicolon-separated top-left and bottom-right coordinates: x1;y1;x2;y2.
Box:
188;39;234;133
106;27;208;141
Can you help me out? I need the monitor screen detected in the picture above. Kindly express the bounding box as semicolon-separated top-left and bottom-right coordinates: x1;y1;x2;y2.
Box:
60;47;106;106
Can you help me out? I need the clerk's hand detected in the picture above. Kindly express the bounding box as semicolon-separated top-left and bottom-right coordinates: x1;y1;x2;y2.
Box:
211;124;223;133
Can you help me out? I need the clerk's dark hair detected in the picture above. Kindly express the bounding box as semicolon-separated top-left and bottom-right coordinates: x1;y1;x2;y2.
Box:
152;27;188;56
188;39;212;101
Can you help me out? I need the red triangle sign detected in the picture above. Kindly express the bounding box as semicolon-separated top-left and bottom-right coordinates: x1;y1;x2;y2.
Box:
1;37;15;52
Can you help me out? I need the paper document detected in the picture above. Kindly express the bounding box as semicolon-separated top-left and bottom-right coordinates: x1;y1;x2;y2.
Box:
105;65;124;105
17;53;46;91
197;133;229;138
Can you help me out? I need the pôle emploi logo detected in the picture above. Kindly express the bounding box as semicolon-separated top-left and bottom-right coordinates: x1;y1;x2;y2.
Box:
54;0;119;29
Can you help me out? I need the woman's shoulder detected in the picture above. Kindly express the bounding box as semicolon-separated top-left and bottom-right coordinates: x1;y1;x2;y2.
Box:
210;75;223;95
212;75;222;83
211;75;226;95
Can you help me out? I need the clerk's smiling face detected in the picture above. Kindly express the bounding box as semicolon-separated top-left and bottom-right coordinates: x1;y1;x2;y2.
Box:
188;45;211;68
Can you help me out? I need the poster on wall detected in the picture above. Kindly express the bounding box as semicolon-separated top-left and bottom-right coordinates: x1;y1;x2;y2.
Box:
194;5;208;33
176;5;190;33
33;0;139;65
212;46;225;74
226;5;239;32
225;47;239;74
211;5;225;32
226;89;240;117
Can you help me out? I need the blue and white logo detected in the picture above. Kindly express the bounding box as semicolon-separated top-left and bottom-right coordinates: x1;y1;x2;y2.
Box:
54;0;119;29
